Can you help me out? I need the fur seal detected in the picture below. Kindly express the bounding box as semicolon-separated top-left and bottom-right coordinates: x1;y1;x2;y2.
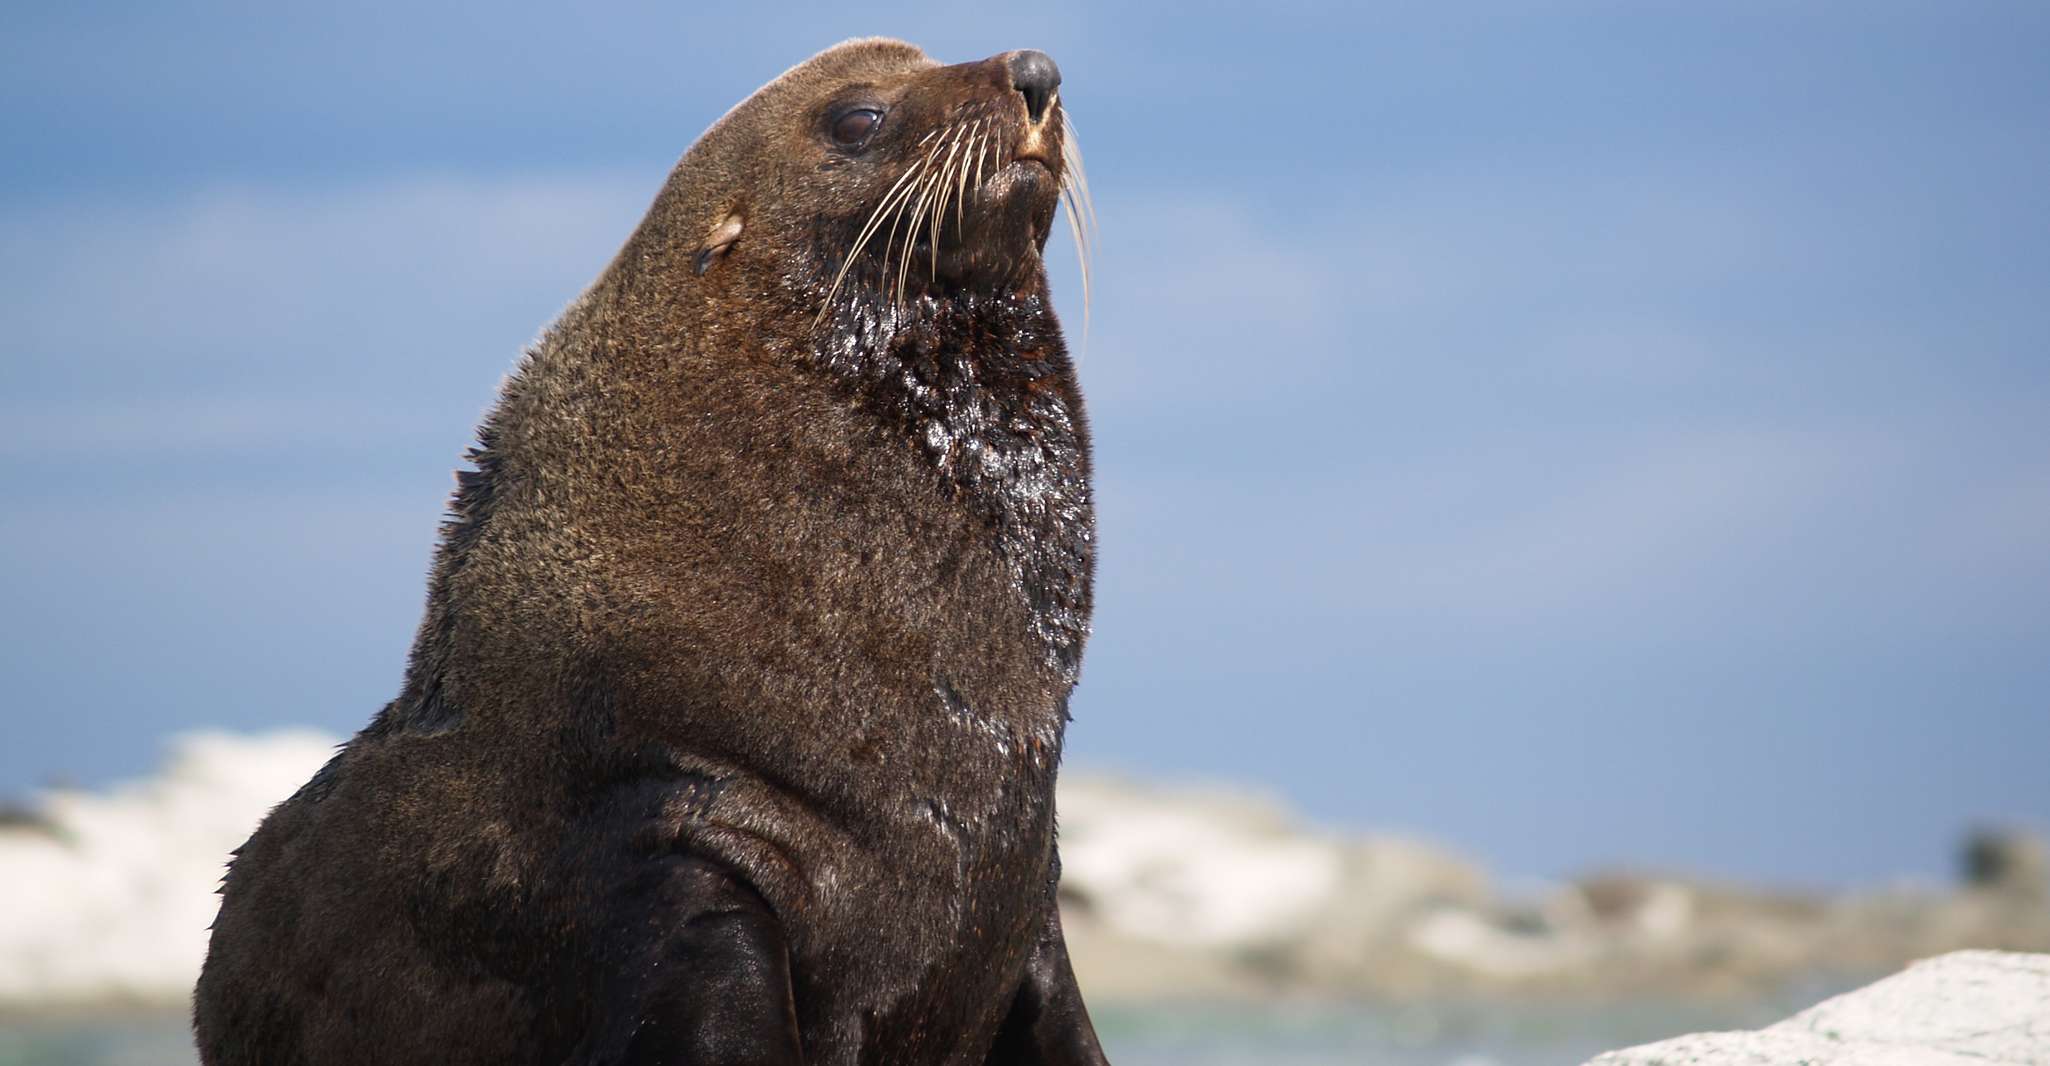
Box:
194;38;1107;1066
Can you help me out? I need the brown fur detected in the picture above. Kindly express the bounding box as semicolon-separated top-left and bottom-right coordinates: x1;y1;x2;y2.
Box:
195;38;1106;1066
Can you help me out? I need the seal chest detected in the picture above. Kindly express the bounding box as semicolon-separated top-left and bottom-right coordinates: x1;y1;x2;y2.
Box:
194;38;1109;1066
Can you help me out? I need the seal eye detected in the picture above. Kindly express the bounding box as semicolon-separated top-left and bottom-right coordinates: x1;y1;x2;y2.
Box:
831;108;882;147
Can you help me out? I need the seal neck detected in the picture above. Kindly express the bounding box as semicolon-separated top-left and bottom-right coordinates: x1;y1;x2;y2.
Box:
811;289;1094;683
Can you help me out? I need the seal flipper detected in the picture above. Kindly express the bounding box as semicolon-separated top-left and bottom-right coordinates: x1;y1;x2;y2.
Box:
982;897;1109;1066
572;854;803;1066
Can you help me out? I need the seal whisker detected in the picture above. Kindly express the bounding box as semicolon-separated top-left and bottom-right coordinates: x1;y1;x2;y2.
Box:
929;122;968;281
894;138;950;305
900;179;938;301
819;143;944;327
882;132;950;308
1060;112;1099;244
853;163;928;272
925;133;952;282
815;152;935;327
1056;111;1094;348
952;118;981;240
938;119;976;262
909;131;956;288
1060;184;1091;347
970;120;991;197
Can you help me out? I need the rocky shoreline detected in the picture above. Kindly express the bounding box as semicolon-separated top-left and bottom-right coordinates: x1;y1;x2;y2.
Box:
2;732;2045;1012
1055;777;2049;1004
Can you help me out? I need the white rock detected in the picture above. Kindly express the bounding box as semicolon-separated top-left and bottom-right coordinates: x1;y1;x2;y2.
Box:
1055;773;1486;956
1405;906;1595;980
1056;775;1347;946
1586;950;2050;1066
0;730;338;1007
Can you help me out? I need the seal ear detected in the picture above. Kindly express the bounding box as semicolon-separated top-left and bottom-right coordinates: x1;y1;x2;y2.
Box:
693;212;745;276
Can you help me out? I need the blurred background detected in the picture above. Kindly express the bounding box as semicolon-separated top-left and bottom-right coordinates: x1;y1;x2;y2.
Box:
3;3;2047;1065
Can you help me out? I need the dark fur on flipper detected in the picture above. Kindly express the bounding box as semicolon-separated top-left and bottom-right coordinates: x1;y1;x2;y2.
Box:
193;38;1107;1066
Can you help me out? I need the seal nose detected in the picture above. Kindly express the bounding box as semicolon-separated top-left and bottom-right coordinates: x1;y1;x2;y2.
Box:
1007;50;1061;124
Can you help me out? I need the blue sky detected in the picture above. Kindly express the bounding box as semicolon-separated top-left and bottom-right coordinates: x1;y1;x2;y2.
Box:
3;2;2047;887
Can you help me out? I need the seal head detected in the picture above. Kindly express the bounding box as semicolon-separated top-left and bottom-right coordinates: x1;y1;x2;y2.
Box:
663;40;1080;306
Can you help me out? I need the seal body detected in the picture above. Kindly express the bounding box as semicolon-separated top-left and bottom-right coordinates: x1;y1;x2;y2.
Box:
194;38;1107;1066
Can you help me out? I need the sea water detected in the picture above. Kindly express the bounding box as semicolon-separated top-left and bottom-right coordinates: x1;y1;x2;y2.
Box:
0;984;1852;1066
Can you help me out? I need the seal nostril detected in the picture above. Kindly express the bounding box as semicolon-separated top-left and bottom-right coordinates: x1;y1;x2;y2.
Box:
1007;49;1061;124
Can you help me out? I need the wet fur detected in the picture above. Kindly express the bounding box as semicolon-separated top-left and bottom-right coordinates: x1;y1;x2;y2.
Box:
194;38;1106;1066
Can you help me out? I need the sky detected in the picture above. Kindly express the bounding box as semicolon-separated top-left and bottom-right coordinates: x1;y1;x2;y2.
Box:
3;2;2047;888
